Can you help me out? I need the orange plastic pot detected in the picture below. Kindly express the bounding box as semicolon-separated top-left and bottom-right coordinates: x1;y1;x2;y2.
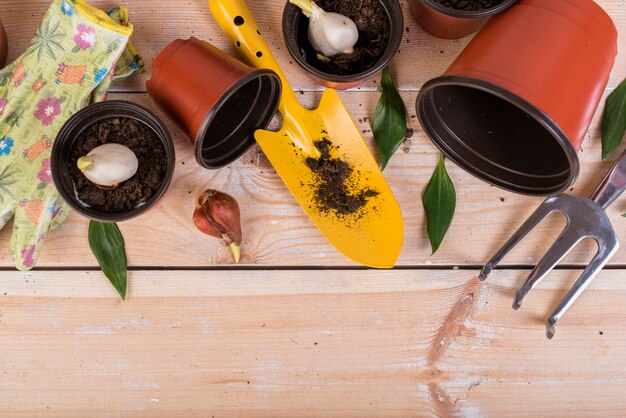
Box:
409;0;517;39
416;0;617;195
0;20;7;68
147;38;281;168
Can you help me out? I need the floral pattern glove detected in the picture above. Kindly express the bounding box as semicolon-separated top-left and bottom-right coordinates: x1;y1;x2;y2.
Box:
0;0;133;270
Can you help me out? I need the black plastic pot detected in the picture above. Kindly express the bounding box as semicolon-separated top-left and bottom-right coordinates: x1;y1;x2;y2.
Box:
51;100;175;222
282;0;404;90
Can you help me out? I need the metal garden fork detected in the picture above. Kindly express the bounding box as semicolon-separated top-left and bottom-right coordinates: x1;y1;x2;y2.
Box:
480;151;626;339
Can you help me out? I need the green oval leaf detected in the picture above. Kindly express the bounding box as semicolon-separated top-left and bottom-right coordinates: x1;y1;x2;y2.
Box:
422;154;456;255
372;66;407;171
602;77;626;160
88;221;127;300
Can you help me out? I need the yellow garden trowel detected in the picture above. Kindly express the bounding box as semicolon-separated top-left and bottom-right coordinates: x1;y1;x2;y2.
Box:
209;0;403;268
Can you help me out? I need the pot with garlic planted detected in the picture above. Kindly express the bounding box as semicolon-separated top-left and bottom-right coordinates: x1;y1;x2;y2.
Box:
51;100;175;222
283;0;404;89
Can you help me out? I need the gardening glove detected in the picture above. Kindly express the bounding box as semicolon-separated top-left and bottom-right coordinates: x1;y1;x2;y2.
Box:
0;0;135;270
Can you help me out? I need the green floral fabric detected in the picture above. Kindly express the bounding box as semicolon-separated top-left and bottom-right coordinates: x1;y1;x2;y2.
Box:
0;0;133;270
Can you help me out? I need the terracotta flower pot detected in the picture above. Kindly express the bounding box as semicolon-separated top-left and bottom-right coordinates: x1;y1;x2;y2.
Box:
0;20;7;69
282;0;404;90
416;0;617;195
51;101;176;222
409;0;517;39
146;38;281;168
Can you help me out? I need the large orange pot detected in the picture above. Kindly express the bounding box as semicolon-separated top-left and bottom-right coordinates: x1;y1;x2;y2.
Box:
147;38;281;168
416;0;617;195
409;0;517;39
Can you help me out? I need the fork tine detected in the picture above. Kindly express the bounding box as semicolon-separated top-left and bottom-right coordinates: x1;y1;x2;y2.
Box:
512;231;580;310
480;197;561;281
546;238;619;339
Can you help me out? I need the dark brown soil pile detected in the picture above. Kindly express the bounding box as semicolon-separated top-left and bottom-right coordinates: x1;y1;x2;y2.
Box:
305;138;378;217
69;117;167;213
434;0;504;11
298;0;390;75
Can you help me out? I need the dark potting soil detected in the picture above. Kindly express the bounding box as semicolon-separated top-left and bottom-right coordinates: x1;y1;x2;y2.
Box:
298;0;390;75
305;138;378;217
434;0;504;11
69;117;167;213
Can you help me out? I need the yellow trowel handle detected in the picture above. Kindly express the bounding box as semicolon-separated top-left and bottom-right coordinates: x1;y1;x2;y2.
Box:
209;0;301;115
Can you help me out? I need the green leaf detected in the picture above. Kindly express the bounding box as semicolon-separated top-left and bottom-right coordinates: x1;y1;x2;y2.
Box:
372;66;407;171
88;221;127;300
422;154;456;255
602;77;626;160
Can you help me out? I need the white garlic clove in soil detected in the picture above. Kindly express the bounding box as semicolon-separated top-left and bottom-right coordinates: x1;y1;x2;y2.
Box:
290;0;359;57
77;143;139;188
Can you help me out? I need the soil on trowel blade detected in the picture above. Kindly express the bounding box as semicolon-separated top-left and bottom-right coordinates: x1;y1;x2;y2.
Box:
298;0;390;75
69;117;167;213
305;138;378;218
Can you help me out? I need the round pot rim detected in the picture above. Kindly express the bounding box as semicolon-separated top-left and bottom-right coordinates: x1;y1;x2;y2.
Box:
52;100;175;222
193;68;281;169
281;0;404;84
417;75;580;196
418;0;518;19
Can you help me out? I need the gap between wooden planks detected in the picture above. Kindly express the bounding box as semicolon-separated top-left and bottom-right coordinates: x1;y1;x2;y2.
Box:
0;269;625;417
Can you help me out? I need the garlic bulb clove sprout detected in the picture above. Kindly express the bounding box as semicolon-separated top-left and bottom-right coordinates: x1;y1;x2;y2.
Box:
77;143;139;188
193;189;243;263
290;0;359;57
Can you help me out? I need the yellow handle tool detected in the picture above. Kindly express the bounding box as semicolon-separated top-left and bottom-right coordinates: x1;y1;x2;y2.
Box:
209;0;403;268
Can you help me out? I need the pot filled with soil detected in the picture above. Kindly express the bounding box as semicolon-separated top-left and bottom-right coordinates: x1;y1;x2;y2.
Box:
416;0;617;195
282;0;403;90
409;0;517;39
51;100;175;222
147;38;281;169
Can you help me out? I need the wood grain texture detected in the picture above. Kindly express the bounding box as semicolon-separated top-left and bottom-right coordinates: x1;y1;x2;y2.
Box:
1;0;625;93
0;90;624;267
0;269;625;417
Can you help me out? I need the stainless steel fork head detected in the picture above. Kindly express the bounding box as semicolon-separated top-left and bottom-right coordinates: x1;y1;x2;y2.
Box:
479;194;619;339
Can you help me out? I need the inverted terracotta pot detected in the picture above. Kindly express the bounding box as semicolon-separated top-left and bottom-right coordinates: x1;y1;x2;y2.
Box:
0;20;7;69
409;0;517;39
147;38;281;168
282;0;404;90
416;0;617;195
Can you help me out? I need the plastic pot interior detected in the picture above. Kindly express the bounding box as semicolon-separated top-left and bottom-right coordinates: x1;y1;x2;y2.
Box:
282;0;403;85
417;77;579;195
419;0;518;18
195;69;281;168
51;101;175;222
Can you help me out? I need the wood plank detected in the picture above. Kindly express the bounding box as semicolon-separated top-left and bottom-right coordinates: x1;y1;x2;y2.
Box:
0;269;624;416
1;90;624;268
1;0;625;92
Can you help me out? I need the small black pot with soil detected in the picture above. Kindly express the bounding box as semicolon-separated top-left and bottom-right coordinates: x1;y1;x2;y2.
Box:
51;101;175;222
283;0;404;89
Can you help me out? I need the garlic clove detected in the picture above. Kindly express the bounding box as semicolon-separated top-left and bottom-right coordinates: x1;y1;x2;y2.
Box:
290;0;359;58
193;189;243;263
78;143;138;188
308;3;359;57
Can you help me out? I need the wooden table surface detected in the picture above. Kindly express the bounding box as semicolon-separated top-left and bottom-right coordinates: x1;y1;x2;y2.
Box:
1;0;625;416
